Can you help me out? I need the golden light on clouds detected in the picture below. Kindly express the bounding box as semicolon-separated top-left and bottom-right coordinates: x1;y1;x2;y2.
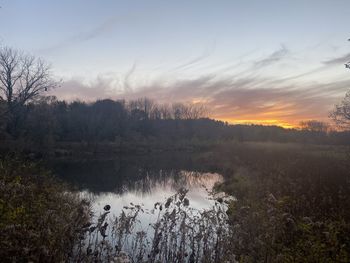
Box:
52;48;350;128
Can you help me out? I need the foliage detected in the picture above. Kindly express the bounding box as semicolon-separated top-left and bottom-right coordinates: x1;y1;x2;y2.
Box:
0;156;91;262
216;143;350;262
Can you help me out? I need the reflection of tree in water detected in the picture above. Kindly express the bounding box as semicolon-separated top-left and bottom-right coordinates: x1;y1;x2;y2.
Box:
178;171;223;189
48;153;222;194
125;170;223;195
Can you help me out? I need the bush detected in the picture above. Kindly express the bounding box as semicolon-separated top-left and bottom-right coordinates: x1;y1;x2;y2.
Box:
0;156;91;262
217;143;350;262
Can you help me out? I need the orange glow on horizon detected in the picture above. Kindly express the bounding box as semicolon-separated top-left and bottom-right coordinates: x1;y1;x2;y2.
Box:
217;118;297;129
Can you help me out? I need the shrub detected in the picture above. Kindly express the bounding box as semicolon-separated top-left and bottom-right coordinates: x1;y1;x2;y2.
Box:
0;156;91;262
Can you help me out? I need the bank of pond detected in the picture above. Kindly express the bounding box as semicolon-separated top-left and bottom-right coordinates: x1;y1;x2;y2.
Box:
1;143;350;262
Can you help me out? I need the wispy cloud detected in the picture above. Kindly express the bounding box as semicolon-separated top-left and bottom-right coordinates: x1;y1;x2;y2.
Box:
54;70;348;126
52;46;350;126
253;45;289;69
124;75;347;124
39;16;120;53
170;41;216;71
124;62;137;92
322;52;350;65
51;75;120;101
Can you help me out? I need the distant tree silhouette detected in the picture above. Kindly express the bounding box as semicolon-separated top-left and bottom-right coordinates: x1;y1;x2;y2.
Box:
299;120;329;133
330;39;350;130
330;90;350;129
0;47;58;136
0;97;345;148
0;47;57;110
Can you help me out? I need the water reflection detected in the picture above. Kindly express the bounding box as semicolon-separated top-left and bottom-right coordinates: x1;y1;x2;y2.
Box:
81;170;223;217
49;155;229;258
49;153;221;194
48;153;225;219
78;169;224;257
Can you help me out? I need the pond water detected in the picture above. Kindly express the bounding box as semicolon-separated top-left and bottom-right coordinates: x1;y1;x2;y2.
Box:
48;153;232;260
50;153;225;219
83;170;222;217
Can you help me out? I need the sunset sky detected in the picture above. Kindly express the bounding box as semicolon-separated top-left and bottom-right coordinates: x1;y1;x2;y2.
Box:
1;0;350;127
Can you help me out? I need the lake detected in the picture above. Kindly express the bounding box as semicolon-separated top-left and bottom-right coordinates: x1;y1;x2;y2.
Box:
48;153;232;260
50;153;226;217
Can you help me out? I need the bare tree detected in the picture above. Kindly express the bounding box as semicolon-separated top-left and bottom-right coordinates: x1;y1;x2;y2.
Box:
330;90;350;129
299;120;329;133
171;102;208;119
329;39;350;129
158;103;172;119
0;47;58;112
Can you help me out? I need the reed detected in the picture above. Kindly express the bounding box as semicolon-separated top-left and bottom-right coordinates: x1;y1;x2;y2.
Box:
71;188;234;263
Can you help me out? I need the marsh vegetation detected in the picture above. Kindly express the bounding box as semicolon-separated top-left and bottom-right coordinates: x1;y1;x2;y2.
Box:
1;142;350;262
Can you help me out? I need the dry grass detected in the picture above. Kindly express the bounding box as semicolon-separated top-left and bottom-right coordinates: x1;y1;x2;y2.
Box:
71;188;233;263
215;142;350;262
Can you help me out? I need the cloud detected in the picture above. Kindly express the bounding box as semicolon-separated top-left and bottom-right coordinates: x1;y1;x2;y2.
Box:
39;16;120;53
50;75;121;101
54;69;349;126
170;41;216;71
253;45;289;69
322;52;350;65
124;62;137;92
208;82;344;122
124;75;347;125
276;66;328;82
51;46;350;126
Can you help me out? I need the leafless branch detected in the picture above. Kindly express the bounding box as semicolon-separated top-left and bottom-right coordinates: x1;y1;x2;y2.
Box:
0;46;58;110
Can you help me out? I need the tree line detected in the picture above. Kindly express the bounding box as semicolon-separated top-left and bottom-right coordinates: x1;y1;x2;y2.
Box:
1;96;350;147
1;46;350;151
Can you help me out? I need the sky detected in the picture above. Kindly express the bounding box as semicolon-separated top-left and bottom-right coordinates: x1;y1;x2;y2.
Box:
0;0;350;127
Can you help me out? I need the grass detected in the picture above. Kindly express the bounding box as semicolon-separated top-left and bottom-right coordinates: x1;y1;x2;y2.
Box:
213;142;350;262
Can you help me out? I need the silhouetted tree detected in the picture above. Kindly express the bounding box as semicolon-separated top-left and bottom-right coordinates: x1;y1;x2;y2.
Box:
0;47;58;136
1;96;350;149
299;120;329;133
0;100;7;138
171;102;208;119
24;96;58;149
329;39;350;130
0;47;57;110
330;91;350;130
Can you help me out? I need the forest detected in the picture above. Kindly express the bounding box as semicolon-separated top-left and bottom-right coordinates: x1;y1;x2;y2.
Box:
1;96;350;157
